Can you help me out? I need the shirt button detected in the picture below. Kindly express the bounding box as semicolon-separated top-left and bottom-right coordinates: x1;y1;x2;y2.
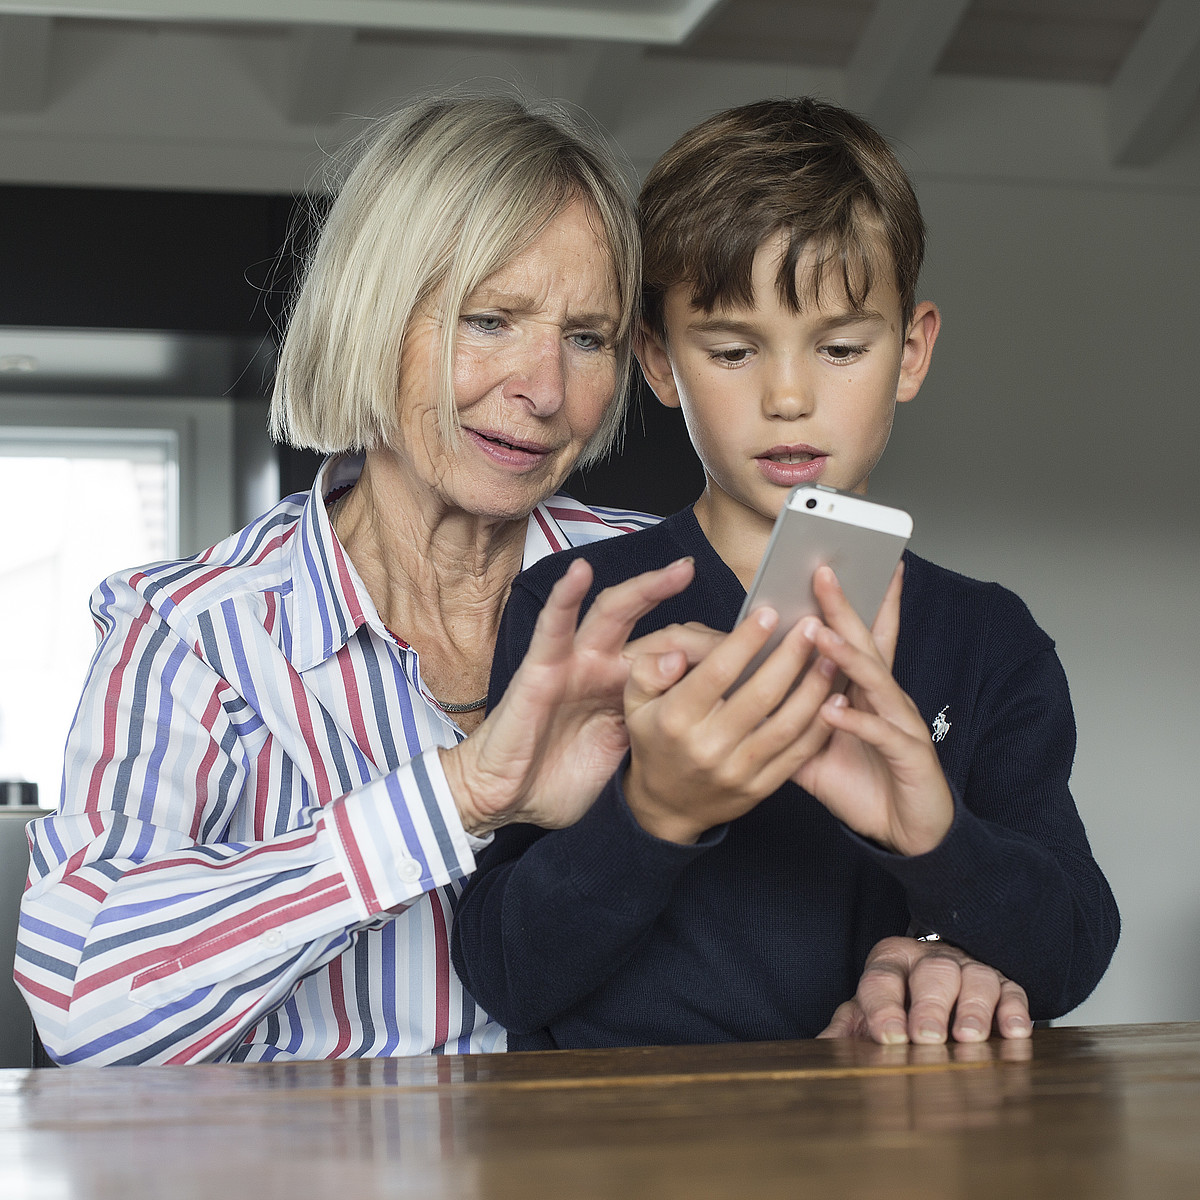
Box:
259;929;284;949
398;859;423;883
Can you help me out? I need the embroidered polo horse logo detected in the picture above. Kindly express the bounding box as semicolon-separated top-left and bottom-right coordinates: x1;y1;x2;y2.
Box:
931;706;951;743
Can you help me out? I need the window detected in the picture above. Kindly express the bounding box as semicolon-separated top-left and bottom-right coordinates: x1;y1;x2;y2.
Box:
0;430;177;805
0;394;238;807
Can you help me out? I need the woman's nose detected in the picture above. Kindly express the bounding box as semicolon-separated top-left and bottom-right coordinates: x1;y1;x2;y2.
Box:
504;332;567;416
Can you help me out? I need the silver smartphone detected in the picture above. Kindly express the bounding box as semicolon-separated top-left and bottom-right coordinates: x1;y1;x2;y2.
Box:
729;485;913;692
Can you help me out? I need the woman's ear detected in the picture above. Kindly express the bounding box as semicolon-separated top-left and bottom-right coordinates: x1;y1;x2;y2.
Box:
896;301;941;405
634;325;682;410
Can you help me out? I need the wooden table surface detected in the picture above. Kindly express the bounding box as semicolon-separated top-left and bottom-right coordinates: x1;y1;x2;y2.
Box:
2;1023;1197;1199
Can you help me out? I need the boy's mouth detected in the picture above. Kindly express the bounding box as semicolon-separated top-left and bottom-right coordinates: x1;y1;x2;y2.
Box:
755;444;827;485
758;443;824;464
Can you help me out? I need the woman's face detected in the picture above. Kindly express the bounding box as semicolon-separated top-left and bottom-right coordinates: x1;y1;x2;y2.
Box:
394;198;622;523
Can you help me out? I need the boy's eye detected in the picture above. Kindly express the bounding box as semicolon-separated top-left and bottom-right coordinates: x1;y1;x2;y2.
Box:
822;343;866;363
710;347;753;365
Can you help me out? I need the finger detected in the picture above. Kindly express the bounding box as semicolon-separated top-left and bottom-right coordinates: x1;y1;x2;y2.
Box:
717;612;825;731
817;692;925;758
650;605;783;723
624;647;691;713
948;961;1003;1043
811;565;877;654
575;557;695;653
816;999;869;1040
520;558;595;668
851;959;914;1046
994;978;1032;1039
735;641;841;776
905;953;966;1044
624;622;723;668
810;625;925;732
869;561;904;668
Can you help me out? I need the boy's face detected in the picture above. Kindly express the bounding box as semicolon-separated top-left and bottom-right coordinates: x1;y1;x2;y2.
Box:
638;232;939;557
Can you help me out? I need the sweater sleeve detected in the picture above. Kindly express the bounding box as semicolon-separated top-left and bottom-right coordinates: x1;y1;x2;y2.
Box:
453;574;717;1034
852;600;1120;1019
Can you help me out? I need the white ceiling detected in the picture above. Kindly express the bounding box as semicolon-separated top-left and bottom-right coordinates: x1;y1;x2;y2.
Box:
0;0;1197;192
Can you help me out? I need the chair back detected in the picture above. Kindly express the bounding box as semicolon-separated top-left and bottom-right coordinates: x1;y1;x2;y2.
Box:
0;808;49;1068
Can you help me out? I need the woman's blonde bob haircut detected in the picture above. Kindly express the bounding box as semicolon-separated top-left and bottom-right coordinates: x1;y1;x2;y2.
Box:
270;94;639;469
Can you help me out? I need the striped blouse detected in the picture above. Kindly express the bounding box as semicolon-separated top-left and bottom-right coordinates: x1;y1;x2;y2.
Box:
16;454;657;1065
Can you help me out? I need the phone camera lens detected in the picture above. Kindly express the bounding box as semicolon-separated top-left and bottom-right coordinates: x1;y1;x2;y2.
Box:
805;498;817;509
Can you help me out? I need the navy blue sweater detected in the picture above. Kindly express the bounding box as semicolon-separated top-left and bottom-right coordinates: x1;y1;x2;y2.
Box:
452;507;1119;1050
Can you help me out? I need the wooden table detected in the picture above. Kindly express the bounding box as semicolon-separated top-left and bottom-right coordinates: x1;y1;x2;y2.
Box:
2;1023;1197;1198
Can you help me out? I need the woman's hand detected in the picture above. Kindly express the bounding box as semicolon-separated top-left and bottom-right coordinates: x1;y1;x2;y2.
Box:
818;936;1033;1044
621;605;839;844
441;556;706;834
793;563;955;857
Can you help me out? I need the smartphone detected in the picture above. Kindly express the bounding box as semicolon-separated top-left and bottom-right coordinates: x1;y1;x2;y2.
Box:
729;485;912;692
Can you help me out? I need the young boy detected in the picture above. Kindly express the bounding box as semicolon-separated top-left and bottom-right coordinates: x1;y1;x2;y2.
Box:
451;97;1119;1050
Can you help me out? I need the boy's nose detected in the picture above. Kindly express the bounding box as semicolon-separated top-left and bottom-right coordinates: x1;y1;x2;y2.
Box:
762;366;815;419
504;334;567;416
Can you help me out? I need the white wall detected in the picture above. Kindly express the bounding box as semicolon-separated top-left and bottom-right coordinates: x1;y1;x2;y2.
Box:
875;176;1200;1025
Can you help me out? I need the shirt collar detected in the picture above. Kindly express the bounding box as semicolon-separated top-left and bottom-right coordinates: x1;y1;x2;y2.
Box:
285;453;378;672
285;455;573;671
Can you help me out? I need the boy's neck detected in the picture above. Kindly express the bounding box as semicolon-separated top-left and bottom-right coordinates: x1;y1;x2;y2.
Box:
692;486;777;591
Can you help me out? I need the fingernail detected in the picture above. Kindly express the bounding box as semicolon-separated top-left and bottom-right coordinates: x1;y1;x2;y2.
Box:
670;556;694;567
1005;1018;1032;1038
916;1026;945;1044
881;1023;908;1045
958;1020;986;1041
818;657;839;680
755;607;779;630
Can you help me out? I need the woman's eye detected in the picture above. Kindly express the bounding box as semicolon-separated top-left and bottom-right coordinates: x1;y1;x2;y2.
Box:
465;315;505;333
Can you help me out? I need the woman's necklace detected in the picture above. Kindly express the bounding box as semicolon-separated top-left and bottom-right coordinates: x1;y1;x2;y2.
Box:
433;694;488;714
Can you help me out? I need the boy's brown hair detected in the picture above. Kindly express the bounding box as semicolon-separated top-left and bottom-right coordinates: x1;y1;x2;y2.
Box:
639;97;925;338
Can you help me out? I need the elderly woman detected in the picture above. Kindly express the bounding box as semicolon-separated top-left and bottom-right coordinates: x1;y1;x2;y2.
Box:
17;96;696;1064
18;97;1025;1065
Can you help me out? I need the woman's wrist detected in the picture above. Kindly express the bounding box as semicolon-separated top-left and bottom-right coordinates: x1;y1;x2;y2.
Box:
438;741;512;839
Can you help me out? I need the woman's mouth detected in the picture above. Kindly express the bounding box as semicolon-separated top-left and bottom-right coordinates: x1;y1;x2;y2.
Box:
465;427;553;471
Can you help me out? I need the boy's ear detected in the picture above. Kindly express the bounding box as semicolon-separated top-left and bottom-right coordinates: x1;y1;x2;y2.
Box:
634;324;682;410
896;301;941;405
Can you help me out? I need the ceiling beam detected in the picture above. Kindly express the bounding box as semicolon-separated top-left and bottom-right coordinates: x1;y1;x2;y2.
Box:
0;1;726;44
0;14;53;113
1108;0;1200;167
282;24;355;125
845;0;970;137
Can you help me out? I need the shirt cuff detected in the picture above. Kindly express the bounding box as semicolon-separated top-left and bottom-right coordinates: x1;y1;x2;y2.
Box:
324;746;479;918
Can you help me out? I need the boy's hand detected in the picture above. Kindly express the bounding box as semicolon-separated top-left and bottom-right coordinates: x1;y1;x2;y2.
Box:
793;563;955;857
622;606;838;844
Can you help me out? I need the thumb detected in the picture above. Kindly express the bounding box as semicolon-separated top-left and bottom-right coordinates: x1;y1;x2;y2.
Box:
625;649;688;713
